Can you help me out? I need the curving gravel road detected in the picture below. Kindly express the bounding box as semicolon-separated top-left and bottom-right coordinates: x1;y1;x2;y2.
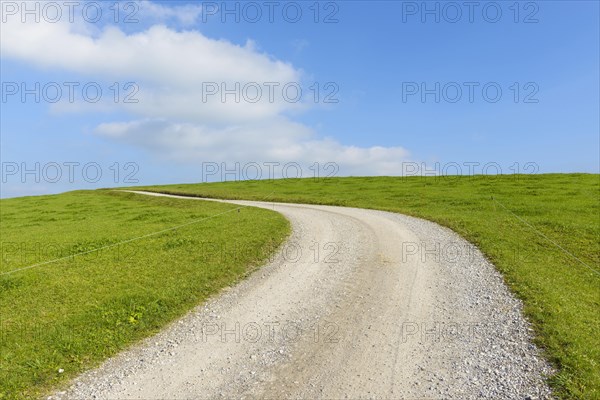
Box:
53;191;553;399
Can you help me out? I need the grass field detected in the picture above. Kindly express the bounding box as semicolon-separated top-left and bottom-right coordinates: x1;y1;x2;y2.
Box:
0;190;289;399
136;173;600;399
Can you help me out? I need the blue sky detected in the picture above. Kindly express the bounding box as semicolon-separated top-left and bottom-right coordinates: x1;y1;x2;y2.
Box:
1;0;598;198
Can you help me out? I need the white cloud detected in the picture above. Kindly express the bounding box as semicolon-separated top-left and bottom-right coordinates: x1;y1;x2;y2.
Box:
1;6;411;176
95;119;409;176
1;21;298;86
2;18;304;122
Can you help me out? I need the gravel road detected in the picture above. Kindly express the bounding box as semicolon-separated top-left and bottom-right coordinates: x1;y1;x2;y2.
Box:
53;192;553;399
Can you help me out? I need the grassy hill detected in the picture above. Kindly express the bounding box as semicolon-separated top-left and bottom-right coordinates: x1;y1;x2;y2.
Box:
0;190;289;399
136;174;600;399
1;174;598;399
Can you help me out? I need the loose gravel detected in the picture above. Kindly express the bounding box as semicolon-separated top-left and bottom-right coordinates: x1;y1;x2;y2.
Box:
51;193;553;399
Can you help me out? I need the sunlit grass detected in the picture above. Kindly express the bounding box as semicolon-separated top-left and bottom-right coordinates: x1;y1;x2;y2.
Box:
0;190;289;399
138;173;600;399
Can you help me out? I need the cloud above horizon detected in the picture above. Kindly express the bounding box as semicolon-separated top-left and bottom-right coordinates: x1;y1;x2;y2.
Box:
95;118;409;176
1;4;410;176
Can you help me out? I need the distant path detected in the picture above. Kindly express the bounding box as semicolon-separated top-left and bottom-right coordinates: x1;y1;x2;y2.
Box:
56;191;552;399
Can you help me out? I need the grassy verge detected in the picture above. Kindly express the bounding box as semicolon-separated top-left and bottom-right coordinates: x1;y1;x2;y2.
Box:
136;173;600;399
0;190;289;399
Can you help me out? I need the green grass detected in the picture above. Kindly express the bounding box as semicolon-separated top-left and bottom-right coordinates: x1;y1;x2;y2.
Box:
136;173;600;399
0;190;289;399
